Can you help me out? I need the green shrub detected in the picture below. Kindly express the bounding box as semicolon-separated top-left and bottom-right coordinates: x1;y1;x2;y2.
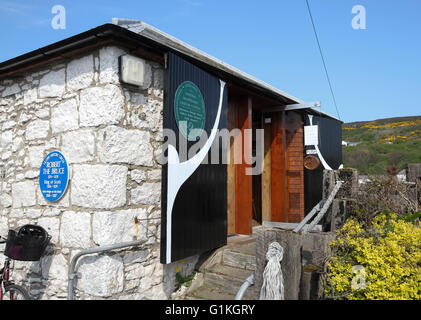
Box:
175;271;196;289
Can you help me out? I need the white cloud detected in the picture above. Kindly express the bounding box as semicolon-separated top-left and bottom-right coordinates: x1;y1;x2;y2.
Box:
0;0;34;15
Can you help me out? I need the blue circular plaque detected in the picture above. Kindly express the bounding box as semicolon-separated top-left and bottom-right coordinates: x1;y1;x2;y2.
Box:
39;151;69;202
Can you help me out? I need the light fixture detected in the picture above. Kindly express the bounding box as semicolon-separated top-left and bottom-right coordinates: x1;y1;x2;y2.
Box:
119;54;146;86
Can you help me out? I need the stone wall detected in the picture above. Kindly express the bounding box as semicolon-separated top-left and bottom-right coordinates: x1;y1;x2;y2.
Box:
0;45;197;299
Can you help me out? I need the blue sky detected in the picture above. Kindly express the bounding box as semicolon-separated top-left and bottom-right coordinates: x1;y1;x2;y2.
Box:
1;0;420;123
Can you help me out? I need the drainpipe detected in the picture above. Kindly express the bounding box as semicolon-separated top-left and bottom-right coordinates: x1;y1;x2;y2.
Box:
235;273;255;300
67;239;144;300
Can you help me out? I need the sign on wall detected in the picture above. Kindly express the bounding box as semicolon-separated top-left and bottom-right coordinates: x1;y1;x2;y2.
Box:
39;151;69;202
174;81;206;141
304;125;319;146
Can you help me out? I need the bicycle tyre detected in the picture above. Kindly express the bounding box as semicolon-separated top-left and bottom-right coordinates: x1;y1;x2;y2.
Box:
3;284;30;300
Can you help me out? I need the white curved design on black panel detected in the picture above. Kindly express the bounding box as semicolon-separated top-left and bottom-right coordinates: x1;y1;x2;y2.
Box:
308;114;333;171
166;80;226;263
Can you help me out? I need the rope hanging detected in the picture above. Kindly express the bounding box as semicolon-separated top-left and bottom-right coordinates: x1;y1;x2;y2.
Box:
259;242;284;300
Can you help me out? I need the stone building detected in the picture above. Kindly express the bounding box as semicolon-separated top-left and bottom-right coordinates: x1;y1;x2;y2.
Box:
0;20;342;299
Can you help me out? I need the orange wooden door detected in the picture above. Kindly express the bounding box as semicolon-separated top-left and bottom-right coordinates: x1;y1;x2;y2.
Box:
270;111;304;223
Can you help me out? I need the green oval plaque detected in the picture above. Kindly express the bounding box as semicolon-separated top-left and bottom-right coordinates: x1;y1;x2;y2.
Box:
174;81;206;141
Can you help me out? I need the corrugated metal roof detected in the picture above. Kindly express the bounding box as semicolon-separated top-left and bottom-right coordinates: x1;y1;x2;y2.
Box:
111;19;340;122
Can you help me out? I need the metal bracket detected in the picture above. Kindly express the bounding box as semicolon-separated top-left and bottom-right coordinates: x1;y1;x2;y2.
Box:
68;272;81;280
262;101;321;113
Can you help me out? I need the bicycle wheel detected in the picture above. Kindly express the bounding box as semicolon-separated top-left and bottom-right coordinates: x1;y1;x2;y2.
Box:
3;284;30;300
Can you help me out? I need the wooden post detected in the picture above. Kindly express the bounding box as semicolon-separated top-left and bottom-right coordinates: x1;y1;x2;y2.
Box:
255;227;336;300
262;115;272;222
235;96;253;235
271;112;287;222
227;101;236;235
254;228;303;300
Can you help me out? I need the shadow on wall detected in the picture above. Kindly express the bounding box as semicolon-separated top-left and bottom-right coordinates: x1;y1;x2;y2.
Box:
28;243;54;299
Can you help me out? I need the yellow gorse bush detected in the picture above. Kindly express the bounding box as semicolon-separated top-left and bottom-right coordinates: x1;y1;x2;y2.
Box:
326;213;421;300
378;135;412;143
410;130;421;136
360;119;421;129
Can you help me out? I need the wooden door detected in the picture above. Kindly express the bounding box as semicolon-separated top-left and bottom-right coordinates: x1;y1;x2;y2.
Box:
262;111;305;223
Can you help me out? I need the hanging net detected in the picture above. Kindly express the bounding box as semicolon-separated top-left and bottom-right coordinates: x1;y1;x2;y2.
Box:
259;241;284;300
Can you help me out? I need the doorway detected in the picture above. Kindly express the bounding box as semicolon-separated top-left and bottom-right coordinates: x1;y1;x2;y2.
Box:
227;96;305;236
261;110;305;223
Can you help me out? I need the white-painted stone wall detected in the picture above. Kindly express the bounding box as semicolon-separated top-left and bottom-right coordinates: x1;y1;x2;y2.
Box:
0;45;198;300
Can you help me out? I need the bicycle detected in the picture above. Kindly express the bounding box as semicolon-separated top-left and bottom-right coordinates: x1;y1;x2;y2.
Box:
0;224;50;300
0;236;30;300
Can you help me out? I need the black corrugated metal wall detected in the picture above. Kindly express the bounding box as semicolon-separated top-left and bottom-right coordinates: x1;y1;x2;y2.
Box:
304;115;343;215
161;53;228;263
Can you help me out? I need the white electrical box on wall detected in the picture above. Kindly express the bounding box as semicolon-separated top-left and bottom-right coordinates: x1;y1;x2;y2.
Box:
119;54;146;86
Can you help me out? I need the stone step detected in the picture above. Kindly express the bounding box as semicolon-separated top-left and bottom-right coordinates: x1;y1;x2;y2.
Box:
222;249;256;271
205;261;253;279
186;238;258;300
227;241;256;256
186;285;236;300
203;265;256;299
184;295;204;300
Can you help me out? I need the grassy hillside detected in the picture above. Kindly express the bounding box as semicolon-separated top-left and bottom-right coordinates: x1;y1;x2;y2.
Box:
342;116;421;175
